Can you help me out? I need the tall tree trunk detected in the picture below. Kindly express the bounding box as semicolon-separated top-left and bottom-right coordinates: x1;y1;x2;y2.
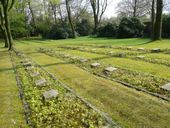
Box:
28;0;36;28
66;0;76;38
151;0;155;39
0;5;8;48
133;0;137;17
4;9;13;50
154;0;163;40
0;26;9;48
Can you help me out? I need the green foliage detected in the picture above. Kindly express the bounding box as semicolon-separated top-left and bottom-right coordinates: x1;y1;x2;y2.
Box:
162;15;170;38
10;14;30;38
76;19;93;36
97;23;117;37
117;17;145;38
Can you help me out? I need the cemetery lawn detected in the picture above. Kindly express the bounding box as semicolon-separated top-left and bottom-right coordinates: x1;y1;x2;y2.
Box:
0;45;27;127
1;37;170;127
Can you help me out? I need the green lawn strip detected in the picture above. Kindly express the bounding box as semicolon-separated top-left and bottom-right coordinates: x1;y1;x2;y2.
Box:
51;47;107;59
96;57;170;79
25;51;170;128
128;53;170;67
38;48;170;99
12;51;112;127
58;45;144;56
58;45;170;67
0;48;27;127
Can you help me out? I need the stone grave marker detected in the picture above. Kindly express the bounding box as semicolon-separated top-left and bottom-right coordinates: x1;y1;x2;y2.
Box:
30;72;40;77
161;83;170;91
137;48;145;51
104;67;117;73
80;59;88;63
91;63;100;68
23;62;32;67
26;66;34;70
151;48;161;53
137;55;145;59
127;47;132;50
35;78;47;87
43;89;58;100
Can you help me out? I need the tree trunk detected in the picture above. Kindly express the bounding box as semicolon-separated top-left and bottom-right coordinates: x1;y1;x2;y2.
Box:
133;0;137;17
154;0;163;40
4;9;13;50
66;0;76;38
151;0;155;39
0;26;9;48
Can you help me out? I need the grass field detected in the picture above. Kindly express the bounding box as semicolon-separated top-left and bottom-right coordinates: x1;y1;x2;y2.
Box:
1;37;170;128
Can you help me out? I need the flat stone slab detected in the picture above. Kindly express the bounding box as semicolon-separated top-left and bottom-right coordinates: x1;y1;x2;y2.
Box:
35;78;47;87
30;72;40;77
91;63;100;68
71;56;78;60
26;66;34;70
127;47;132;50
137;56;145;59
79;59;88;63
137;48;145;51
151;48;161;52
104;67;118;72
43;89;58;100
23;62;32;67
161;83;170;91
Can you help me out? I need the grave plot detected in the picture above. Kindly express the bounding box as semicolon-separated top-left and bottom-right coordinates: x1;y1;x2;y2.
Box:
11;50;117;128
38;48;170;100
128;53;170;67
58;45;145;58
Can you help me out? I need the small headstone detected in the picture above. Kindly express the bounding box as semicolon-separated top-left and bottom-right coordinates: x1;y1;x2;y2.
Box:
35;78;47;87
30;72;40;77
64;54;70;58
91;63;100;68
137;48;145;51
151;48;161;53
71;56;78;60
26;66;34;70
104;67;117;73
43;89;58;100
80;59;88;63
23;62;32;67
137;56;145;59
127;47;132;50
161;83;170;91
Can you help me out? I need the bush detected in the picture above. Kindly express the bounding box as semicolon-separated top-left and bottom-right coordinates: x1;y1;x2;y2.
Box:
10;14;30;38
47;26;69;39
117;17;145;38
97;23;117;37
76;19;93;36
162;15;170;38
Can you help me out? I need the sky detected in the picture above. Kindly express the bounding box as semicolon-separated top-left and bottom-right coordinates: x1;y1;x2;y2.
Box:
104;0;120;18
104;0;170;18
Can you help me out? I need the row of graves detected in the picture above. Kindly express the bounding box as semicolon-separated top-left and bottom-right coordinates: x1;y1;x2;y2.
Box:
58;46;170;67
12;50;117;128
38;48;170;102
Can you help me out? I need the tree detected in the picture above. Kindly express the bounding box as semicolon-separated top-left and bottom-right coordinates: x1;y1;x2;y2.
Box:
65;0;76;38
151;0;155;39
0;5;8;48
117;0;151;18
90;0;108;34
153;0;163;40
0;0;15;50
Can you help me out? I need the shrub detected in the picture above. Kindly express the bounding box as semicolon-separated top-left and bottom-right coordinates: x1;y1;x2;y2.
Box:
162;15;170;38
97;23;117;37
76;19;93;36
117;17;145;38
